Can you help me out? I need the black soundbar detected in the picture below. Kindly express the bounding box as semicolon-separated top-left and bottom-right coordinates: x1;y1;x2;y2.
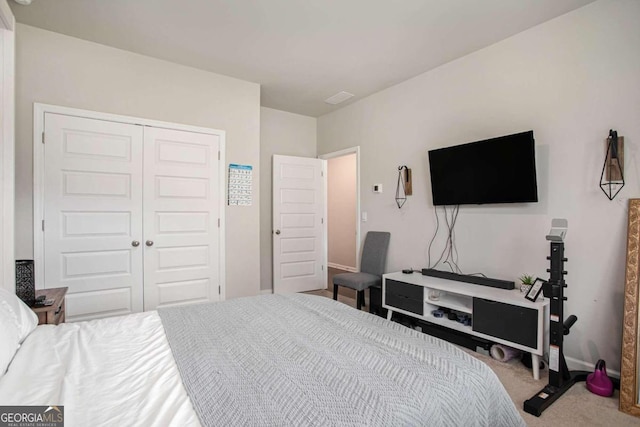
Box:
421;268;515;290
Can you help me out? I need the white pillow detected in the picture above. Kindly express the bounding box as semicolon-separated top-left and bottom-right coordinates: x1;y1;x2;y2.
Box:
0;288;39;375
0;304;21;376
0;288;38;342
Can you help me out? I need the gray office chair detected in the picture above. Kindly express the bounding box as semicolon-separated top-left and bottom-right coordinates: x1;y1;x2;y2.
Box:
333;231;390;310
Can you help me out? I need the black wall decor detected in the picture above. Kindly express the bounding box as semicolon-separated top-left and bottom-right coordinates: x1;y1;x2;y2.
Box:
15;259;35;305
600;129;625;200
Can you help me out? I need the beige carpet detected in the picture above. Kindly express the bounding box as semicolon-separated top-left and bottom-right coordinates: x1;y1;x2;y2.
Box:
306;289;640;426
468;349;639;426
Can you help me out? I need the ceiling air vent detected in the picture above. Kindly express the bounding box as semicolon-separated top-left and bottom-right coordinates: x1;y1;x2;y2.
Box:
324;91;354;105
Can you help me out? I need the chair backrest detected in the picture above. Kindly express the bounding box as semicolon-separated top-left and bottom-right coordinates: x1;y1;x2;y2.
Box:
360;231;391;276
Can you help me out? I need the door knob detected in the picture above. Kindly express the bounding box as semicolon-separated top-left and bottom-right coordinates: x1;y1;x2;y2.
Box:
275;230;281;235
132;240;140;247
146;240;154;246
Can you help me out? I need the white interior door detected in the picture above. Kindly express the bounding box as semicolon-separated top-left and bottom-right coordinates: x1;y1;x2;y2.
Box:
143;127;221;310
273;155;326;294
43;113;144;321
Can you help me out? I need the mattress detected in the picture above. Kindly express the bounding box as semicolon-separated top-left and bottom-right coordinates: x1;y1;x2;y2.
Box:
0;294;524;426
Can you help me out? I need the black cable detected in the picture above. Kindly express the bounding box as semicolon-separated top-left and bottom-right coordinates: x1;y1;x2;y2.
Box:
467;272;488;278
430;204;466;275
432;205;463;274
429;204;489;278
443;205;457;272
443;260;455;273
450;205;462;273
444;206;454;270
426;205;440;268
431;206;450;269
433;205;456;271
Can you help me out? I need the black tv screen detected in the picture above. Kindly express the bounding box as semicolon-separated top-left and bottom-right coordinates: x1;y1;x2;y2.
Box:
428;131;538;206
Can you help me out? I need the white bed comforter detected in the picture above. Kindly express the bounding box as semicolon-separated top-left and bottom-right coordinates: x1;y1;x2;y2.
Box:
0;311;200;427
160;294;525;427
0;295;524;426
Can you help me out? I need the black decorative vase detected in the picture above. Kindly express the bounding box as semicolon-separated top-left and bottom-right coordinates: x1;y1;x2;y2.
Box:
15;260;35;306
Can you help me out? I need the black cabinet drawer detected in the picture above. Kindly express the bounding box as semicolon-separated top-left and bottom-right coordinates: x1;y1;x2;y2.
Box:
472;298;537;348
386;279;423;300
385;279;423;315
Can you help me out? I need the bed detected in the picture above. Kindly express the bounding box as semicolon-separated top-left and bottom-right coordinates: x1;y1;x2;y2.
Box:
0;290;525;426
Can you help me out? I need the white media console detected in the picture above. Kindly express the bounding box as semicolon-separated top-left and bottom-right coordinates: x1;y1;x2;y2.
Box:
382;271;549;380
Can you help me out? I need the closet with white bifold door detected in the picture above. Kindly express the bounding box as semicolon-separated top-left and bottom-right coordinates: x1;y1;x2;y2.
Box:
34;105;225;322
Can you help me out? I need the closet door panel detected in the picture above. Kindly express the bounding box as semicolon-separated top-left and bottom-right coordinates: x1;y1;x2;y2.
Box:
143;127;220;310
43;113;144;321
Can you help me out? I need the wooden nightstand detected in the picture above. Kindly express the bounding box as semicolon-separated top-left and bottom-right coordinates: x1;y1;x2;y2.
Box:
32;287;68;325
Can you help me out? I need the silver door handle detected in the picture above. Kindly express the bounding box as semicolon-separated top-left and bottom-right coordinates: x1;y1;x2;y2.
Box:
146;240;154;246
275;230;281;235
132;241;140;247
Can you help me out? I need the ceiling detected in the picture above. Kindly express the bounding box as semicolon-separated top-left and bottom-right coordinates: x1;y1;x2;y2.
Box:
10;0;595;117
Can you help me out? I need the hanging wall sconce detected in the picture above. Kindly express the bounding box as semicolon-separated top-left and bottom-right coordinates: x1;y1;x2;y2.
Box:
599;129;624;200
395;165;412;208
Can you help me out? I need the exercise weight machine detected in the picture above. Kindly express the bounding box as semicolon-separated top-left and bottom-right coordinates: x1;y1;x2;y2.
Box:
524;219;587;416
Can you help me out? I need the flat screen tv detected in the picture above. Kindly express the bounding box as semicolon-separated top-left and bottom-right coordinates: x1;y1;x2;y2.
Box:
428;130;538;206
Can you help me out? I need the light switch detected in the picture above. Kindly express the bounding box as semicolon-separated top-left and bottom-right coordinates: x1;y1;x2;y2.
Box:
361;212;368;222
373;184;383;193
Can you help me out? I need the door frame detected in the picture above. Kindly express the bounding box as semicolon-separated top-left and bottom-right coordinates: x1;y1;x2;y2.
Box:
319;146;361;272
33;103;226;299
0;4;14;292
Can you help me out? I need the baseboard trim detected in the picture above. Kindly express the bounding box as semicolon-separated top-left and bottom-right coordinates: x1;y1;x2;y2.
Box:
565;355;620;379
328;262;357;273
260;288;273;295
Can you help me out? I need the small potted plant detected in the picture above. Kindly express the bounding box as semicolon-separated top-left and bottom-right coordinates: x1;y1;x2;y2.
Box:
519;274;535;293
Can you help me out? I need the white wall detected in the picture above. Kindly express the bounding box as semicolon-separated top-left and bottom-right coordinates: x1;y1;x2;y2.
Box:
318;0;640;372
260;107;316;291
0;0;14;292
327;154;357;270
15;24;261;299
